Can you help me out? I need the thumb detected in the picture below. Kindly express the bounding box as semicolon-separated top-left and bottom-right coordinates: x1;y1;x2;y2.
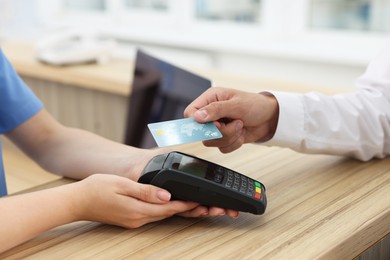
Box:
193;100;234;123
125;181;172;204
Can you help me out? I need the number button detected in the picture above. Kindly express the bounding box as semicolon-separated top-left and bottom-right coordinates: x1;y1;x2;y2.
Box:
247;181;254;196
239;175;248;194
233;173;240;191
225;170;234;188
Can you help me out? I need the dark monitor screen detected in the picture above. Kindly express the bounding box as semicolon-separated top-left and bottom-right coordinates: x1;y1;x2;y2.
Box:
124;49;212;148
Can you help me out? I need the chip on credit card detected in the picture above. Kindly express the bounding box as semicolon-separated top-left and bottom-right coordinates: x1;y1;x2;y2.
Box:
148;118;222;147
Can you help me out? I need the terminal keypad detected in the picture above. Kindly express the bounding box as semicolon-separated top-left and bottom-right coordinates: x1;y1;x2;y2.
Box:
223;169;262;200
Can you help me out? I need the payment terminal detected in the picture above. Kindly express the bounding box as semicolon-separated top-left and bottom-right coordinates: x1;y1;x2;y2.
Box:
139;151;267;215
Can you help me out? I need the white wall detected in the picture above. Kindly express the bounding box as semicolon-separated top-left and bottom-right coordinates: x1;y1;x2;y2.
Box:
214;52;366;89
0;0;43;41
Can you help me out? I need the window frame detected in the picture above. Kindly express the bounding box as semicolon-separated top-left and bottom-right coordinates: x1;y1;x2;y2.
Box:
35;0;390;65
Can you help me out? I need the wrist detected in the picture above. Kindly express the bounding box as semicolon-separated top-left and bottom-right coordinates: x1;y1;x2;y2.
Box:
123;148;170;181
63;181;89;222
258;92;279;142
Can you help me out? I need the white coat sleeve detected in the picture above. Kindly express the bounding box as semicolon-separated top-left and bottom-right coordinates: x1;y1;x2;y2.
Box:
263;45;390;161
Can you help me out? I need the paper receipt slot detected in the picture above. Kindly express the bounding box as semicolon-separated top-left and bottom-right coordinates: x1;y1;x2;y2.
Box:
139;151;267;215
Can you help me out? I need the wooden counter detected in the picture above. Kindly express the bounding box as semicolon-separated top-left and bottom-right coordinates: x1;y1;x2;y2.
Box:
2;142;390;259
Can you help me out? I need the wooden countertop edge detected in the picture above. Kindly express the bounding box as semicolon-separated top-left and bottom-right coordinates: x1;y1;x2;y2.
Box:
11;59;131;96
326;209;390;259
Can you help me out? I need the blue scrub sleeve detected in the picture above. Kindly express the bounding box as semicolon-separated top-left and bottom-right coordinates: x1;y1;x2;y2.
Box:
0;49;44;196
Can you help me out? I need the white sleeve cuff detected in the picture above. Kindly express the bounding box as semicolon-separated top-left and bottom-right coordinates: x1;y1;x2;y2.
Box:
262;91;305;150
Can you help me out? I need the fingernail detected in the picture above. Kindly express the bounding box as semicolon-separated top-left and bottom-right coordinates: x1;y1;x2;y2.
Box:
195;109;208;119
157;190;171;201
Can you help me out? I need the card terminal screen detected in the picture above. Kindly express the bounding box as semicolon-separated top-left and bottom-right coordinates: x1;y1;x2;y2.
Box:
171;154;224;183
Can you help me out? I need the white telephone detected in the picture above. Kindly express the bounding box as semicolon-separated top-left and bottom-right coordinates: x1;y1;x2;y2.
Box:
35;30;115;66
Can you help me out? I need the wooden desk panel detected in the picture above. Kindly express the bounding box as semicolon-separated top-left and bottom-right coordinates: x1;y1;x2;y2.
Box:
2;143;390;259
22;76;128;143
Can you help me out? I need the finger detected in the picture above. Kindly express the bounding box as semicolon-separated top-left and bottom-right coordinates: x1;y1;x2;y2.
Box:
183;88;222;118
202;120;243;148
178;207;239;218
226;209;240;218
191;100;236;123
182;207;232;217
177;205;209;218
208;207;226;216
183;101;201;118
218;133;245;153
179;206;227;218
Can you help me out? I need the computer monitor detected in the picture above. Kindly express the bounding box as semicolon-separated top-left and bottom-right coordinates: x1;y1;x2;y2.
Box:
124;49;212;148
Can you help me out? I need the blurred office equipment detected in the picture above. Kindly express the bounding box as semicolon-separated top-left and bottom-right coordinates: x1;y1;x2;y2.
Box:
35;30;115;66
124;50;211;148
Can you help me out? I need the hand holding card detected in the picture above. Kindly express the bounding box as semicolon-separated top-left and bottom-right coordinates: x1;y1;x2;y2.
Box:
148;118;222;147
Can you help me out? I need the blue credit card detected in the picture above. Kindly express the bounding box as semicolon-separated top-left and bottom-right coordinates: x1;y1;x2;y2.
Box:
148;118;222;147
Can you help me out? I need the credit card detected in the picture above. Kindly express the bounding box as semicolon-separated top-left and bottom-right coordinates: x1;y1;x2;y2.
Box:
148;118;222;147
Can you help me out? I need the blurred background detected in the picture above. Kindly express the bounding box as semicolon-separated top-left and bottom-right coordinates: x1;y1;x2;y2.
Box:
1;0;390;89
